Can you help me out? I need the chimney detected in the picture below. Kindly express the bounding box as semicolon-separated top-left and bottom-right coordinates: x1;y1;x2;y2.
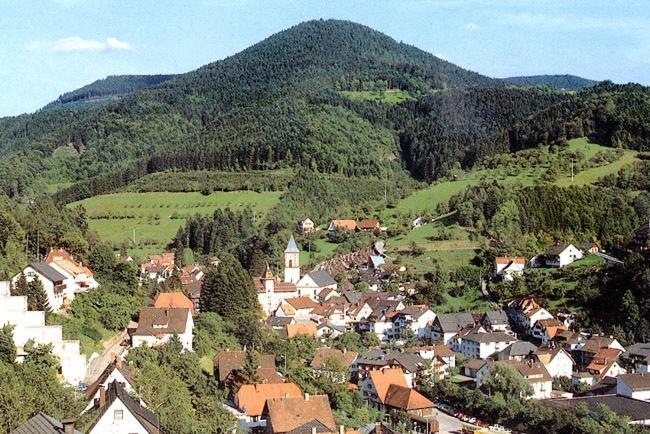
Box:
339;425;345;434
116;356;122;369
311;428;317;434
304;393;310;401
99;386;106;408
62;419;76;434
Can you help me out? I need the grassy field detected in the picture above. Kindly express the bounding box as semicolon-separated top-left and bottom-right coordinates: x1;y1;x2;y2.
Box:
70;191;281;256
393;138;641;216
340;89;414;104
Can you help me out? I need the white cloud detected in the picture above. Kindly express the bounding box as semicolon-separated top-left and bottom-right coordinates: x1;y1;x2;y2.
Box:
53;36;133;53
29;36;133;53
463;22;480;31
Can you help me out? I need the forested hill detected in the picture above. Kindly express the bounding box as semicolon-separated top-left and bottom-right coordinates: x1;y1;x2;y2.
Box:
41;74;178;111
501;74;597;90
0;19;648;199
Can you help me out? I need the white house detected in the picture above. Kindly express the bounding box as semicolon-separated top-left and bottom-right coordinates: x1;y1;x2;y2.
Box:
479;361;553;400
412;217;428;228
299;218;315;234
87;381;159;434
531;318;568;344
389;305;436;340
533;347;575;379
12;262;75;312
480;310;511;332
626;343;650;374
0;281;86;385
296;270;337;299
545;243;583;268
45;248;99;292
131;307;193;352
459;331;518;360
429;313;475;344
616;373;650;401
84;356;138;412
275;296;319;319
495;257;525;281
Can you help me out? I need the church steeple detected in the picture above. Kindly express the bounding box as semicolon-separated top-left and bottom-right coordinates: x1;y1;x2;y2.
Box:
284;235;300;284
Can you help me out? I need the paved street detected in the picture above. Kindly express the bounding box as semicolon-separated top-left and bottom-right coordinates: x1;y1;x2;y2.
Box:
84;330;128;384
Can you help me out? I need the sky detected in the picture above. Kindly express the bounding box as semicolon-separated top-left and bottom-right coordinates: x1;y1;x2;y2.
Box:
1;0;650;117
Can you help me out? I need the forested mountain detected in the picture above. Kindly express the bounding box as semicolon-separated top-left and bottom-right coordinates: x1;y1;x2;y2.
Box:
0;19;648;198
41;74;178;111
501;74;597;90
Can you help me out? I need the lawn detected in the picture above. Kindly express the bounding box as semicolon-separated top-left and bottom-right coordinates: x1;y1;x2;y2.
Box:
340;89;414;104
393;138;641;217
566;254;606;268
300;238;338;265
69;191;281;256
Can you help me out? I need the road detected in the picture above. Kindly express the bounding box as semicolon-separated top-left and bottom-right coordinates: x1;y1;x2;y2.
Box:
436;410;464;433
83;330;128;384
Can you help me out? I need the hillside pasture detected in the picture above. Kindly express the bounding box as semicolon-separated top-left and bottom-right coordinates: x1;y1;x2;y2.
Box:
70;191;281;255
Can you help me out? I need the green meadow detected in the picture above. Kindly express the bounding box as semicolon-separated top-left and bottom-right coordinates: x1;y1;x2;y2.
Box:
70;191;281;256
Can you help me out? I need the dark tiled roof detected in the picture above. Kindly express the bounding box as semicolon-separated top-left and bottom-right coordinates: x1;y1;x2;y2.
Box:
28;262;66;282
626;343;650;361
463;332;517;344
384;384;434;410
308;270;337;287
132;307;190;336
85;358;136;400
214;350;276;383
10;413;82;434
543;394;650;422
266;316;295;327
545;243;571;256
87;381;159;434
482;310;509;325
434;313;475;333
618;373;650;391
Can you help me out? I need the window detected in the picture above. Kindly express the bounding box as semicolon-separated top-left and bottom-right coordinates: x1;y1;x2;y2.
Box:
114;409;123;420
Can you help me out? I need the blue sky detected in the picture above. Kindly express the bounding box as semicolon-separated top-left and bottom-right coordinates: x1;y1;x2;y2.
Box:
1;0;649;116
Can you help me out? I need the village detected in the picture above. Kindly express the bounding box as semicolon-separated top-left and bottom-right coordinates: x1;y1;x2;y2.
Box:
2;217;650;434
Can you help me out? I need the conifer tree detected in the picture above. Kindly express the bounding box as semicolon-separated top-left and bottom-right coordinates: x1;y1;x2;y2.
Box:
26;279;50;313
239;347;261;385
12;272;28;296
0;324;17;364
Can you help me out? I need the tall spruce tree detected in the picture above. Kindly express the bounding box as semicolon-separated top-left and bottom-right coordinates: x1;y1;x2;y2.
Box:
12;273;28;296
200;255;259;323
239;347;261;385
26;279;50;313
0;324;17;364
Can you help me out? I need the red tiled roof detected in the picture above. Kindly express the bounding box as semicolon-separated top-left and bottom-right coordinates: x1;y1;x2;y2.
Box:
384;384;434;410
236;383;301;417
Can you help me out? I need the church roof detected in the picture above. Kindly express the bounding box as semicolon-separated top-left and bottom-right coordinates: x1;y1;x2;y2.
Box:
285;235;300;253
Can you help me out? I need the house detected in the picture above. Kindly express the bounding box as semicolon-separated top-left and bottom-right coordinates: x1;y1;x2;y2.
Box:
458;331;518;360
359;218;381;232
531;318;568;344
412;217;427;228
575;335;625;368
84;356;137;412
356;351;428;388
506;298;554;333
299;218;315;234
383;384;435;418
317;286;341;303
86;381;159;434
311;348;358;382
616;373;650;401
496;341;538;362
10;413;82;434
368;255;385;270
131;307;193;352
389;305;435;340
480;310;510;332
0;281;86;384
633;220;650;250
233;383;302;430
140;252;175;282
214;350;281;387
262;394;337;434
552;329;587;352
311;303;350;328
296;270;337;299
544;395;650;425
153;292;195;315
362;367;408;408
545;243;583;268
533;347;575;378
495;256;525;281
429;313;475;344
12;262;74;312
586;348;626;379
275;296;319;318
463;359;490;381
265;315;295;331
625;343;650;373
328;220;358;235
45;248;99;292
179;264;205;311
316;321;347;339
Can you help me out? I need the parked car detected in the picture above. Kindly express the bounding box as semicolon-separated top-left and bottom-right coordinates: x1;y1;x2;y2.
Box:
74;383;89;393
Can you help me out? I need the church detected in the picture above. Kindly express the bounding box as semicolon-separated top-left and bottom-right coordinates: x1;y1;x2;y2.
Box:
254;236;337;316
